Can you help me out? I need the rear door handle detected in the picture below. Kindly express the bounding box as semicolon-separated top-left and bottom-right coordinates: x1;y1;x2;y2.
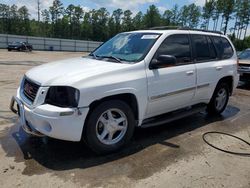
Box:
186;70;194;75
216;66;223;71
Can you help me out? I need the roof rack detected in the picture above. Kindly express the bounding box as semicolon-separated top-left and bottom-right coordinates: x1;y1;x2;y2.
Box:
149;26;180;30
148;26;223;35
179;27;223;35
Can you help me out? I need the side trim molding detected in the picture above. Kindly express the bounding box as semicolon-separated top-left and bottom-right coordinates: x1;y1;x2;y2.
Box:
150;86;196;101
197;83;210;89
150;83;210;101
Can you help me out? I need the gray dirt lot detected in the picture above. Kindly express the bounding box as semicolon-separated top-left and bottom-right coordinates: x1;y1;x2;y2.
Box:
0;49;250;188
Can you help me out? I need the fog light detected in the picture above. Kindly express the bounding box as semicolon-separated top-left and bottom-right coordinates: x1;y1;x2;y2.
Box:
59;111;74;116
43;122;52;132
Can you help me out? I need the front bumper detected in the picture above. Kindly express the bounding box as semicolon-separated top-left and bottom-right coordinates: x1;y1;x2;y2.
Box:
10;96;89;141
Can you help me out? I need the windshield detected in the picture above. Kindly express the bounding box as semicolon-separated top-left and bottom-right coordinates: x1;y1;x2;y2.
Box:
239;49;250;60
90;33;160;63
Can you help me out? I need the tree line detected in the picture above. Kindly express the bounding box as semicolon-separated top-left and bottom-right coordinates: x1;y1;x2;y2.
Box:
0;0;249;50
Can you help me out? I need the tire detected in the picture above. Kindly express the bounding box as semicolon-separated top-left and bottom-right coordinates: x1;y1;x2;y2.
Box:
84;100;135;154
8;49;11;51
207;82;229;115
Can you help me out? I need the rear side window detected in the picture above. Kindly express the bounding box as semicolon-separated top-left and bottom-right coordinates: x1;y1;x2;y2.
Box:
212;36;234;59
191;35;210;61
154;34;191;64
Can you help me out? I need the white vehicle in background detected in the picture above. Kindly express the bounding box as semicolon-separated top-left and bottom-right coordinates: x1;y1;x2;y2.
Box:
10;28;239;154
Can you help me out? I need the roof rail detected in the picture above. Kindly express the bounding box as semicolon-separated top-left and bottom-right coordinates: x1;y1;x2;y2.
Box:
148;26;223;35
179;27;223;35
148;26;180;30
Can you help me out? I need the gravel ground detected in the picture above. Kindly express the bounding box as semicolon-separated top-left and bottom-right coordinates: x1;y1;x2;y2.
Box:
0;49;250;188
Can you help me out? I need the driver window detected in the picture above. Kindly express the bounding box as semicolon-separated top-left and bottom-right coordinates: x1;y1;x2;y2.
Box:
154;34;191;65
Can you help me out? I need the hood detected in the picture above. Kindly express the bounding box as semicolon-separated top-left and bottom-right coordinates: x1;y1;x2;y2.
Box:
239;59;250;65
25;57;131;87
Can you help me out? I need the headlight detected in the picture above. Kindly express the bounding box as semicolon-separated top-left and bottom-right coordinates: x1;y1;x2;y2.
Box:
45;86;80;107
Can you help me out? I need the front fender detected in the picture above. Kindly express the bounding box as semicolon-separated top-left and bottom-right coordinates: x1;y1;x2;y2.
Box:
78;86;148;126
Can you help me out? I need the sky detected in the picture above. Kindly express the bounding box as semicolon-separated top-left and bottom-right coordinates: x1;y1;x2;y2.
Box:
0;0;206;18
0;0;249;37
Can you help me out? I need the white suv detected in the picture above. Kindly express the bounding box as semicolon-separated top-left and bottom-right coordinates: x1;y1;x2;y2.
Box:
10;29;239;154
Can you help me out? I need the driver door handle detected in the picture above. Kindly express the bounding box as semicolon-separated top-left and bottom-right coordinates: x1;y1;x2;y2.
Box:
216;66;223;71
186;70;194;75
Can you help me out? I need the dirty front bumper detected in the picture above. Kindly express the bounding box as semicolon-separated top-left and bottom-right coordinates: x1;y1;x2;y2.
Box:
10;96;44;137
10;96;89;141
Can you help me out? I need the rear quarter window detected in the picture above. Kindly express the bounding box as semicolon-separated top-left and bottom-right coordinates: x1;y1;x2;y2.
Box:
212;36;234;59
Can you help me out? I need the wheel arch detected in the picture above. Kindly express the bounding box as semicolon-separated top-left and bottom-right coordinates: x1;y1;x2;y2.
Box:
87;93;139;124
81;93;139;141
207;75;233;115
217;76;234;95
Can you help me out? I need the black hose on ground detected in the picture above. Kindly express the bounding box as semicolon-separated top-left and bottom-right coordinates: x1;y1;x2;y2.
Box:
202;131;250;156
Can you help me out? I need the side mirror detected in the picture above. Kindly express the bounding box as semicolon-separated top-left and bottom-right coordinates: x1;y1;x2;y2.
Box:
149;55;177;69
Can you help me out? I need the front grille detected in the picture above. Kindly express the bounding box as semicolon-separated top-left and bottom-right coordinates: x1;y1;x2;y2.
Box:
22;78;40;103
239;64;250;68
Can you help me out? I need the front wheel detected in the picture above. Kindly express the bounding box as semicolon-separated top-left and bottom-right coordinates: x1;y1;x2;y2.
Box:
207;83;229;115
84;100;135;154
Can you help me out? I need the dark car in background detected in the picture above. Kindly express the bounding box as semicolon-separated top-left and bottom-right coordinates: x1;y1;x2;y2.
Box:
238;48;250;82
8;42;33;51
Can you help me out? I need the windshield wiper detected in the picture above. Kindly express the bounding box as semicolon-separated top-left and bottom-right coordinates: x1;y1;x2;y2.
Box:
97;55;123;63
89;53;97;59
89;53;127;63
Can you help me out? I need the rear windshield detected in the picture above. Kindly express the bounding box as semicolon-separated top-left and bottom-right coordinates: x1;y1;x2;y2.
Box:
211;36;234;59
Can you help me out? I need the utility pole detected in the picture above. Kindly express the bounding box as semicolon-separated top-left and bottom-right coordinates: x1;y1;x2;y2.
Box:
37;0;41;22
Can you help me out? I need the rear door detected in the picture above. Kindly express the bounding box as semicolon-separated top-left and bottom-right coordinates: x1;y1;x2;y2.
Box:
192;34;234;103
146;34;196;117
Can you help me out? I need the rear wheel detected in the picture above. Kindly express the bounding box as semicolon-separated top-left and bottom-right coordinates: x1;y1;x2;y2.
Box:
84;100;135;154
207;83;229;115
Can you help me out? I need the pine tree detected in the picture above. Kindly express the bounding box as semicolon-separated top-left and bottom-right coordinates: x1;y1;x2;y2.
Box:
143;5;162;28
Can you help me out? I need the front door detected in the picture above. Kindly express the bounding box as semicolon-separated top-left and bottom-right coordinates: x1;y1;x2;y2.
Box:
146;34;196;118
